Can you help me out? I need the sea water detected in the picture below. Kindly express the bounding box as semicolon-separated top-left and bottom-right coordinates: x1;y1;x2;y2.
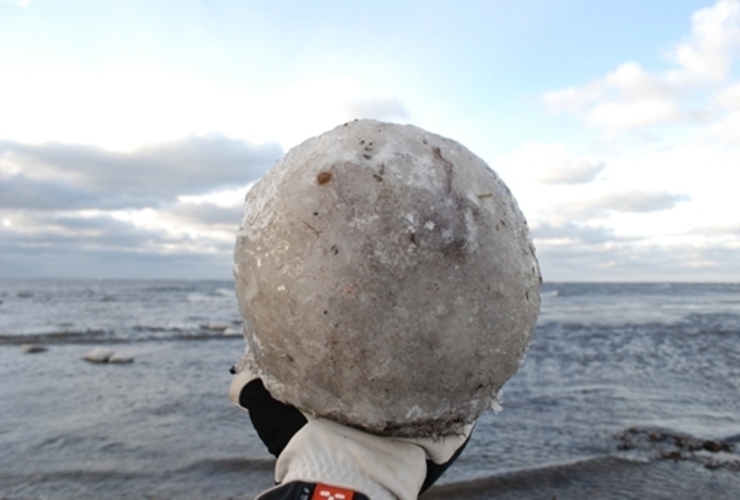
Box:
1;280;739;499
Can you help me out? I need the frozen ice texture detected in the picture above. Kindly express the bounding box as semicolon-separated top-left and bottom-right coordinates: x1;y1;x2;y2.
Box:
234;120;541;437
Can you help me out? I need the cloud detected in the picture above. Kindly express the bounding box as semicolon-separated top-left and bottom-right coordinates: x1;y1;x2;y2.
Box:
0;135;281;210
532;223;619;245
552;190;691;220
0;179;248;275
715;81;740;107
0;173;109;210
519;184;691;232
705;82;740;143
670;0;740;82
542;62;682;134
689;220;740;236
538;158;606;185
534;229;740;282
586;95;681;131
0;132;270;279
0;204;238;261
0;59;414;153
0;241;231;279
704;109;740;143
591;190;691;213
536;241;733;282
166;199;243;228
0;211;158;250
0;202;239;278
542;0;740;136
493;142;606;186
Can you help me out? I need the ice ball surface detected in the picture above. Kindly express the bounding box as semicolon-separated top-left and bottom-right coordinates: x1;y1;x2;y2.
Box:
234;120;540;437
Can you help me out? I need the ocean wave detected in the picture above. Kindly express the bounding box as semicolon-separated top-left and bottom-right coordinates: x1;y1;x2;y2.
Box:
0;329;108;345
176;457;274;474
0;329;243;346
141;284;200;293
187;291;235;303
132;324;192;333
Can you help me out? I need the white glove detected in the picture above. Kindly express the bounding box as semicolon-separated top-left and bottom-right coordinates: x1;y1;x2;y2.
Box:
273;417;472;500
230;355;473;500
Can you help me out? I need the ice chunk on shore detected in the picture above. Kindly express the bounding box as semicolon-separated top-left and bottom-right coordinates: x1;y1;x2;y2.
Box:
82;348;133;364
21;344;48;354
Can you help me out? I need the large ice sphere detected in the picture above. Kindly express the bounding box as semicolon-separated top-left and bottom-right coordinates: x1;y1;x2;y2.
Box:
234;120;540;437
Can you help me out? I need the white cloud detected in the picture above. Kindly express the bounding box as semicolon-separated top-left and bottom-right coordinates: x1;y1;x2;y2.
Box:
715;81;740;106
670;0;740;82
577;190;690;215
542;62;682;134
542;0;740;136
539;158;605;185
603;62;668;98
490;133;740;281
535;236;740;282
704;108;740;143
532;222;618;245
528;1;740;281
706;81;740;143
493;142;606;187
0;61;411;151
585;97;681;131
531;189;691;232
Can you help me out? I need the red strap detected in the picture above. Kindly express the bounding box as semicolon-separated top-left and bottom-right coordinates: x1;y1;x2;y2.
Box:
310;483;355;500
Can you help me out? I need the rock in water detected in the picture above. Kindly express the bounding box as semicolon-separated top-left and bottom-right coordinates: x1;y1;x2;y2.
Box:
82;348;114;364
234;120;541;437
108;353;134;364
21;343;48;354
82;348;134;364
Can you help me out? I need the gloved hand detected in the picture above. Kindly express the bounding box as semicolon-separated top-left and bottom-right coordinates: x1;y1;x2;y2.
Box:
229;358;473;500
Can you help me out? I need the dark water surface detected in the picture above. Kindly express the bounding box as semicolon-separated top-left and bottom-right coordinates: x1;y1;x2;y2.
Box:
1;281;739;499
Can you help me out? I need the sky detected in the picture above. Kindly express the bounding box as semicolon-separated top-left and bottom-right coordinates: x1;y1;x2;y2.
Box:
0;0;738;282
